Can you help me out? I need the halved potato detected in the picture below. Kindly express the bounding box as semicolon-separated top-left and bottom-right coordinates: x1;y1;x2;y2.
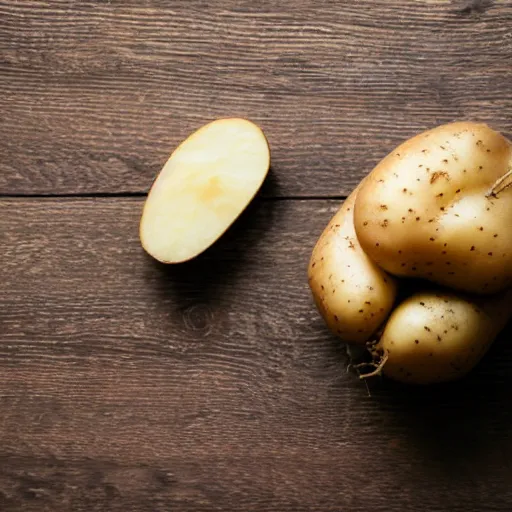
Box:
140;118;270;263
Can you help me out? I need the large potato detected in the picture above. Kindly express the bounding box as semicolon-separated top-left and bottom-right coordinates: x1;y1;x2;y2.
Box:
374;288;512;384
354;122;512;294
140;118;270;263
308;185;398;344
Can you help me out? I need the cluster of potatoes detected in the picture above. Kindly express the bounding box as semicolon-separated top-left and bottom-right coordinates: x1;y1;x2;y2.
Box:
139;118;511;386
308;122;512;384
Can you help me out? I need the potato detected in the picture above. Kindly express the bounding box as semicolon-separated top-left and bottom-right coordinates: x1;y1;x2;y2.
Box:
354;122;512;294
308;185;398;344
140;118;270;263
373;288;512;384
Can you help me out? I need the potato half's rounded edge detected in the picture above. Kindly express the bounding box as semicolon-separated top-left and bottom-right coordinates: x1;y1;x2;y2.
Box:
140;118;271;264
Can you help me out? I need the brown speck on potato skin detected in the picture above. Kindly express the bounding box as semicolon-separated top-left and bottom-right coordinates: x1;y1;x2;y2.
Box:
363;221;368;226
429;237;435;241
416;216;420;221
430;171;449;184
442;251;447;255
494;233;498;238
380;204;388;210
456;189;461;193
479;226;484;231
415;339;420;344
424;326;431;332
488;252;493;256
470;246;475;251
403;188;408;193
334;315;339;322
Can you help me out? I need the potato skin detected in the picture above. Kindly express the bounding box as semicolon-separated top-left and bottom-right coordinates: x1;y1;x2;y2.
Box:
377;288;512;384
354;122;512;294
308;186;397;344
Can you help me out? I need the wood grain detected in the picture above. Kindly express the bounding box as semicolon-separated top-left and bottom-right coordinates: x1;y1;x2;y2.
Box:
1;0;512;196
1;198;511;511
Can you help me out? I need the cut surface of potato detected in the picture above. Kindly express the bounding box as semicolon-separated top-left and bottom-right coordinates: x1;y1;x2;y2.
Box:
140;118;270;263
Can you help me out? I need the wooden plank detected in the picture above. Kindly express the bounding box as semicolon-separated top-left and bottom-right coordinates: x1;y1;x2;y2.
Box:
1;0;511;196
0;197;511;511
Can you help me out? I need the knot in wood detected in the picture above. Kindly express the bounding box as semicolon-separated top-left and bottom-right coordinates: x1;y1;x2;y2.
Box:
183;304;213;334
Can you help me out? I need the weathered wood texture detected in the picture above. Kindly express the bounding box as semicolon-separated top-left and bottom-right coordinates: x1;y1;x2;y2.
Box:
1;0;512;196
1;199;511;511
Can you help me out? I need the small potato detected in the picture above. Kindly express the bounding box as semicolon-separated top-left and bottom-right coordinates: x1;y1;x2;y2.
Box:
308;186;398;344
140;118;270;263
375;288;512;384
354;122;512;294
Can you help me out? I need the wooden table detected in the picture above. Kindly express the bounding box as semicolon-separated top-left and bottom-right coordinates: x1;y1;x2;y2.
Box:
1;1;511;510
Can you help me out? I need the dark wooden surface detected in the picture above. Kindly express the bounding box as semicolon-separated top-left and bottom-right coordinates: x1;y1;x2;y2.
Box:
1;0;512;197
1;1;512;511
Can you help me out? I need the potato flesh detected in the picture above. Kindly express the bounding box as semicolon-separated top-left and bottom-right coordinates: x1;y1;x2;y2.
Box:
140;119;270;263
377;289;512;384
354;122;512;294
308;187;397;344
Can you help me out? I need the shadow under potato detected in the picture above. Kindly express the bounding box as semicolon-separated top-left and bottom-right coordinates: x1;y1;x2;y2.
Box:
143;167;280;308
360;322;512;470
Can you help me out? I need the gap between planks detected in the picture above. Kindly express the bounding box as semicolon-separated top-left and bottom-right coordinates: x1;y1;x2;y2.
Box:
0;193;348;201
